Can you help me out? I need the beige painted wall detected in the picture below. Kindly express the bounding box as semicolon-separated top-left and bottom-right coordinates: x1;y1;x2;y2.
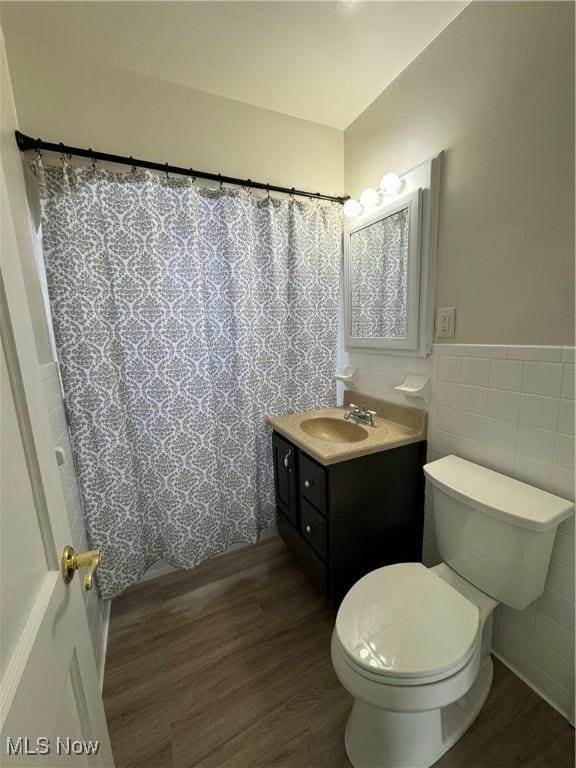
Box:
1;30;343;364
3;33;343;196
345;1;574;345
5;2;574;352
0;29;53;363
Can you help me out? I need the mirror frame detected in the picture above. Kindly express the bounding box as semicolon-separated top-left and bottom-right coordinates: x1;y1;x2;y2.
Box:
343;188;422;352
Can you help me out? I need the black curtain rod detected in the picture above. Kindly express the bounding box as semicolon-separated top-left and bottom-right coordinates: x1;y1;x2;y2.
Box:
15;131;348;204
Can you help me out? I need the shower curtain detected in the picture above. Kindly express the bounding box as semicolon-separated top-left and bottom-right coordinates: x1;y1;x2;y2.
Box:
36;161;342;599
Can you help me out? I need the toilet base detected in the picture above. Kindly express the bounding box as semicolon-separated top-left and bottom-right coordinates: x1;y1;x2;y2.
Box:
344;656;494;768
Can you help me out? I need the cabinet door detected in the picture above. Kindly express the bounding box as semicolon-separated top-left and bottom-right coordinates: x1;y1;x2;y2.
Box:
272;433;298;526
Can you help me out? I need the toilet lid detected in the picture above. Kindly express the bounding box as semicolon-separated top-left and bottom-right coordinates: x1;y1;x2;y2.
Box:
335;563;480;680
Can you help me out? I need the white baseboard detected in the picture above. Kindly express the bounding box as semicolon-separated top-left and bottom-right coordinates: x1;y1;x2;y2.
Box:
97;600;111;692
491;650;573;724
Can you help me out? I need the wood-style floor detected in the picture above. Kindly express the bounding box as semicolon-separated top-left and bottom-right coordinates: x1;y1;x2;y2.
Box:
103;537;574;768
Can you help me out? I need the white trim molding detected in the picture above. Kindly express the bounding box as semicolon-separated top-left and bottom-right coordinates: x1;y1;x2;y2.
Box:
97;601;111;692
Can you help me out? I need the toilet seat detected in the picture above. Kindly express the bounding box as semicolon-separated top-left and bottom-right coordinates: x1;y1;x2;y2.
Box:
335;563;480;684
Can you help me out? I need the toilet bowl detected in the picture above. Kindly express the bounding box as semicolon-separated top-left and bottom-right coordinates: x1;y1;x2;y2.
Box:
332;455;574;768
331;562;496;768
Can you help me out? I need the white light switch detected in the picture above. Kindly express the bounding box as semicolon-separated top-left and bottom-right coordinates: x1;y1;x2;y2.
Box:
436;307;456;338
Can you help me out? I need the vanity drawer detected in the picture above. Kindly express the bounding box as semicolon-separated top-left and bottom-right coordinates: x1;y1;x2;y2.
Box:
298;453;326;514
300;498;327;561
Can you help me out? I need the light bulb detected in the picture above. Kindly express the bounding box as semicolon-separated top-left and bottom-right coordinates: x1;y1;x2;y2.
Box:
343;198;363;218
379;172;404;195
359;187;380;209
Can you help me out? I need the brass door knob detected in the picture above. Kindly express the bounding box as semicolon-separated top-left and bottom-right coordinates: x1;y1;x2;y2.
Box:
61;545;101;590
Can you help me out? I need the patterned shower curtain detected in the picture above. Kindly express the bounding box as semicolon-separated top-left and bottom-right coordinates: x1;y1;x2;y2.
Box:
36;161;342;599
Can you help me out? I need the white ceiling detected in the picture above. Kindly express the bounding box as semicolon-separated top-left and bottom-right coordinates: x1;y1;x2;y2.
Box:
1;1;467;129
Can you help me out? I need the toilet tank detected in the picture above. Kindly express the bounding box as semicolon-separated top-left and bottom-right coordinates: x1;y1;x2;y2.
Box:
424;456;574;610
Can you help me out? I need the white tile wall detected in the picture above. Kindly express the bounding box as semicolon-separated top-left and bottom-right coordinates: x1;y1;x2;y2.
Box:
524;361;565;398
342;343;575;719
41;363;109;681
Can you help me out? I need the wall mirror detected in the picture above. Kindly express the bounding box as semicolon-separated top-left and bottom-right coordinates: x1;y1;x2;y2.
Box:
344;189;422;352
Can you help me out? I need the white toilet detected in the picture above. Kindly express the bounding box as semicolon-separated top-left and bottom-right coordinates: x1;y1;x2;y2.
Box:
331;455;574;768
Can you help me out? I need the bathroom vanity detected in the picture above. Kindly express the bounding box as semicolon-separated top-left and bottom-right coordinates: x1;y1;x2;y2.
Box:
269;392;427;606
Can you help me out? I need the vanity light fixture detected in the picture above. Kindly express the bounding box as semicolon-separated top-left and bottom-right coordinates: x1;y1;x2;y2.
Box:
380;172;404;195
343;198;363;218
344;172;405;219
359;187;380;209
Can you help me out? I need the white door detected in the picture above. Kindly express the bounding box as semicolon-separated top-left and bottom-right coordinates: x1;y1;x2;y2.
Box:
0;136;114;768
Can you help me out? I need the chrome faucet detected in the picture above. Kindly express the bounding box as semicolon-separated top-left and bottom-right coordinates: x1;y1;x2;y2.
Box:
343;403;377;427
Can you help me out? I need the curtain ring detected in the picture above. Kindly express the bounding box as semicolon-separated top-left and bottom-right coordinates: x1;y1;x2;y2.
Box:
218;173;223;190
266;183;271;201
290;187;295;200
35;139;42;159
89;149;96;171
164;162;170;180
130;156;137;174
58;142;67;166
189;168;196;186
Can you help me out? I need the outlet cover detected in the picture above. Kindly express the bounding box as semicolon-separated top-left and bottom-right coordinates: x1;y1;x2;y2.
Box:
436;307;456;338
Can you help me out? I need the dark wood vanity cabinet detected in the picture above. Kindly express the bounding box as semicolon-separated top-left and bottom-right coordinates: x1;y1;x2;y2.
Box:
272;431;426;607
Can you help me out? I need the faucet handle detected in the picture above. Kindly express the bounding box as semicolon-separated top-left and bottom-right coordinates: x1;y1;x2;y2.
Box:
348;403;360;411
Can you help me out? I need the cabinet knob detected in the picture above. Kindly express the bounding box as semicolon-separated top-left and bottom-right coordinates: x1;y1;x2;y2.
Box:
305;525;312;533
304;479;312;488
283;450;293;469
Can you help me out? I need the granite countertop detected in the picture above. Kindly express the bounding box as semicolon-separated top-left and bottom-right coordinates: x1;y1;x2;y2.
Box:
267;391;427;466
